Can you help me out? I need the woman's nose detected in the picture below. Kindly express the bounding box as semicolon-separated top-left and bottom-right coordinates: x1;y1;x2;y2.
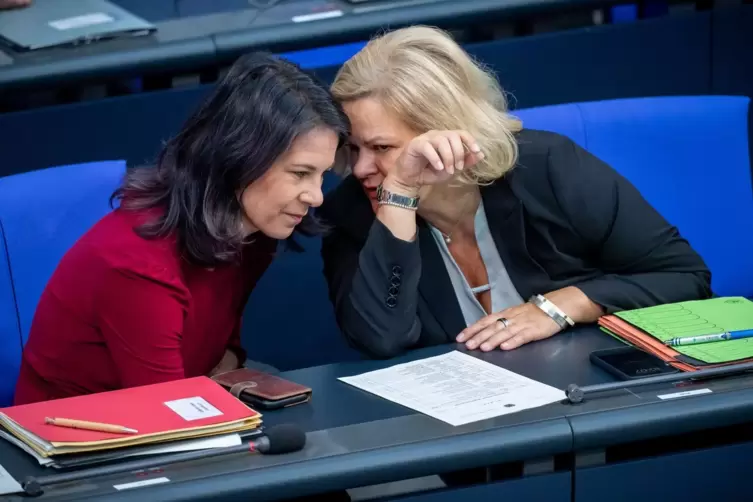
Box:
301;186;324;208
352;152;378;180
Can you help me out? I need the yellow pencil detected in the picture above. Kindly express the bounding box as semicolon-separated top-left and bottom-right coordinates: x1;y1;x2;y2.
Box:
44;417;138;434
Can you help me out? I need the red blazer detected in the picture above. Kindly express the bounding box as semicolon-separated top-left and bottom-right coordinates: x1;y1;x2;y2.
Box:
14;209;276;405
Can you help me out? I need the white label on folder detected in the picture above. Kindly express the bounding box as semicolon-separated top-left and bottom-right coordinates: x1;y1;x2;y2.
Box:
114;477;170;491
0;463;23;495
292;10;343;23
165;396;223;421
49;12;115;31
657;388;712;400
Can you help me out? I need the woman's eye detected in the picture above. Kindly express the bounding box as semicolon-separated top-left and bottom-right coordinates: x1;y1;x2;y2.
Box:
293;171;308;179
373;145;391;152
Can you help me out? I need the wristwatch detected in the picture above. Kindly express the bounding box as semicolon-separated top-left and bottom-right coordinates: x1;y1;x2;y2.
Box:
376;184;419;210
529;294;575;330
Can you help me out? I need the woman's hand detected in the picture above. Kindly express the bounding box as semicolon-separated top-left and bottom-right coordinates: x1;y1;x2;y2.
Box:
390;130;484;188
456;287;604;351
457;303;563;352
209;349;240;376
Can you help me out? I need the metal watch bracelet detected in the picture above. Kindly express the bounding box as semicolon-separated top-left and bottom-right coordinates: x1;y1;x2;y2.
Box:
529;294;575;330
376;184;419;211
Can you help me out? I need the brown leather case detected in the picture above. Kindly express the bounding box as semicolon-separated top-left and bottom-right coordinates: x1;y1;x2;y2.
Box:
212;369;312;406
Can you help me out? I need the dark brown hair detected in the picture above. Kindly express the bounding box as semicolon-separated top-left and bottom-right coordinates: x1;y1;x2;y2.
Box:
111;52;349;266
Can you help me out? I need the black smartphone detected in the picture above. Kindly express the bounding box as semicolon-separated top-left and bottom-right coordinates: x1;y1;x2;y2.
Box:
590;346;679;380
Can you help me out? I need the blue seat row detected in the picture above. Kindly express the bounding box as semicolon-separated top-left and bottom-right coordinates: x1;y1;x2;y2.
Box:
1;95;750;406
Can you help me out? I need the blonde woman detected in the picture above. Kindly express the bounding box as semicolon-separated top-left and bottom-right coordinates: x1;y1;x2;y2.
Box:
319;26;711;359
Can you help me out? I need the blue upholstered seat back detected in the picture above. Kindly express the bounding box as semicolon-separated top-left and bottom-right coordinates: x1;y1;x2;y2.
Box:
516;96;753;297
0;160;125;405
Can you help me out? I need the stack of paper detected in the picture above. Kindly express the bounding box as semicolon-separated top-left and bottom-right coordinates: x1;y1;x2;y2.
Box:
0;429;260;468
599;297;753;371
0;377;261;458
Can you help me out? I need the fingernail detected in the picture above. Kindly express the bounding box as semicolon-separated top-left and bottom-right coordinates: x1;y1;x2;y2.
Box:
466;341;476;349
481;344;491;351
457;161;464;171
501;342;510;350
477;152;485;159
471;144;481;152
456;334;465;342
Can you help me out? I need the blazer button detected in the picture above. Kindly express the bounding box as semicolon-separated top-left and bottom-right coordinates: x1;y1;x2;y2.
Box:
386;295;398;308
390;275;401;287
391;265;402;275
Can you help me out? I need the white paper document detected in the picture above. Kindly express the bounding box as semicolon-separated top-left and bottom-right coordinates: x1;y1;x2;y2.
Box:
0;462;22;495
0;431;52;466
121;433;242;458
0;430;241;467
339;351;565;426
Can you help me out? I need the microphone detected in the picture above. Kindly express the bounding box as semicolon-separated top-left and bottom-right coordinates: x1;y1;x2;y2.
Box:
22;424;306;497
565;360;753;404
250;423;306;454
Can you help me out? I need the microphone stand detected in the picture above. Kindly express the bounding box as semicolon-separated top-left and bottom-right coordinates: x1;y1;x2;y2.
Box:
565;360;753;404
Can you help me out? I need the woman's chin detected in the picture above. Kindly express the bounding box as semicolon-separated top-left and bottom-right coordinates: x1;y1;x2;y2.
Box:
255;224;296;240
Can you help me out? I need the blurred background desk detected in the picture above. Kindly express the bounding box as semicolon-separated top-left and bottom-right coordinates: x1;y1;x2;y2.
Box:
2;326;753;501
0;0;621;93
0;0;751;179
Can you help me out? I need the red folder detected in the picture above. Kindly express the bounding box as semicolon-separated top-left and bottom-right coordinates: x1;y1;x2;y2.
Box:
0;376;261;456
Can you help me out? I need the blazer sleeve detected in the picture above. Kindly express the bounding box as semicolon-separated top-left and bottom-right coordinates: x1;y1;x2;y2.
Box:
321;218;423;358
545;136;712;312
96;266;188;387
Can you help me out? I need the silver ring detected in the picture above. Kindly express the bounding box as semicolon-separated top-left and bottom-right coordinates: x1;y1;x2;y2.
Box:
497;317;510;329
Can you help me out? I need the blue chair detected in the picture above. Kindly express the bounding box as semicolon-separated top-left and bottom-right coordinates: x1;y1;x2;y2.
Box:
0;224;21;407
279;42;367;70
0;160;126;406
515;95;753;297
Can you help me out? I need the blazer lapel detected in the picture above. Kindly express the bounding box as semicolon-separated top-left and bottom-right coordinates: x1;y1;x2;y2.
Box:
416;222;467;341
481;179;551;300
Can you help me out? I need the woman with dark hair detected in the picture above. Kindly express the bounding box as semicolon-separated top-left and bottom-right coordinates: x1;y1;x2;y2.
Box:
14;52;349;405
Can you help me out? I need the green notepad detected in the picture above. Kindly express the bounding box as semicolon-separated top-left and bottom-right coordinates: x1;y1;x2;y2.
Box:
615;297;753;364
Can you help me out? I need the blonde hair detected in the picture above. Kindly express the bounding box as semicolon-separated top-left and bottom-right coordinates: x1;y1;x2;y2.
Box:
331;25;522;185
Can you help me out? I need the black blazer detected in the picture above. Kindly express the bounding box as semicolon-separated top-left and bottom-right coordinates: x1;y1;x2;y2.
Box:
318;129;712;358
